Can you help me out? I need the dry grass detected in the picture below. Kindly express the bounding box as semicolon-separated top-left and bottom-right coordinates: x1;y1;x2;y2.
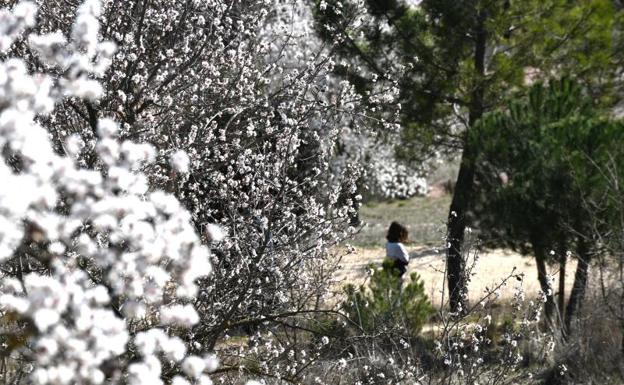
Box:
352;196;452;247
333;245;578;308
346;195;579;308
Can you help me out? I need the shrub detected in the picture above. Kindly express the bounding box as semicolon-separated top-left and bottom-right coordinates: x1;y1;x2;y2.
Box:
0;2;218;383
342;261;434;337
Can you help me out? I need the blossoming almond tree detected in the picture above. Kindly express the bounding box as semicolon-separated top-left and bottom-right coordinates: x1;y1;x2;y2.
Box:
3;0;404;382
0;1;221;384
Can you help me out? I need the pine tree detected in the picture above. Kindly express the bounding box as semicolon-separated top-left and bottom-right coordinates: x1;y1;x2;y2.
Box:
313;0;618;312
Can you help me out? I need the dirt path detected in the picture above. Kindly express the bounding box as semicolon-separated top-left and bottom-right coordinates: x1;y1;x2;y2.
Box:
333;245;577;307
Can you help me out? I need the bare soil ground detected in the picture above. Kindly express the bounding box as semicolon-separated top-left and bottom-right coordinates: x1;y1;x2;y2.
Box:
347;195;580;308
333;245;578;307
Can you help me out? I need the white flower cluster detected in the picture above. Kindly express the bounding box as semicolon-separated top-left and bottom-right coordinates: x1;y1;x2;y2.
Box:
335;129;428;199
2;269;128;385
4;0;400;382
0;1;217;384
0;1;36;51
130;329;216;385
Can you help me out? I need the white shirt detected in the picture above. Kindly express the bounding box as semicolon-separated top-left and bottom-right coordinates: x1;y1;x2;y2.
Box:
386;242;409;264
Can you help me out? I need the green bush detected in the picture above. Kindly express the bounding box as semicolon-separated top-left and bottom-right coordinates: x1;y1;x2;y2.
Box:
342;261;434;337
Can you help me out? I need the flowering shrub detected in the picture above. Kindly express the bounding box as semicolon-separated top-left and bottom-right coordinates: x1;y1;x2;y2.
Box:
0;1;219;383
1;0;405;382
335;129;429;200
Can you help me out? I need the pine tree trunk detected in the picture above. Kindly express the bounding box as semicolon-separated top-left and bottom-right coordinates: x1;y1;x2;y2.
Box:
565;240;590;332
531;236;556;327
446;153;474;313
558;250;566;327
445;9;487;314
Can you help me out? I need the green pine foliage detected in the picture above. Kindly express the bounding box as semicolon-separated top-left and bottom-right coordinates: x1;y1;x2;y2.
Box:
342;261;434;337
470;78;622;253
313;0;620;161
470;78;624;326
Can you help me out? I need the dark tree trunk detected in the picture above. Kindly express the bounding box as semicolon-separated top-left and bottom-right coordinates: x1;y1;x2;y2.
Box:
531;234;556;327
446;10;487;314
557;246;566;327
446;149;474;313
565;240;590;332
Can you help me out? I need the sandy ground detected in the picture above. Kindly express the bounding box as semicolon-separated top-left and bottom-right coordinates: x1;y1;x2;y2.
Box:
333;245;577;307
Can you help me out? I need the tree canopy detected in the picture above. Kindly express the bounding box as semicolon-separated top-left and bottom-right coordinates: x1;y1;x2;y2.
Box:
313;0;622;312
471;78;624;328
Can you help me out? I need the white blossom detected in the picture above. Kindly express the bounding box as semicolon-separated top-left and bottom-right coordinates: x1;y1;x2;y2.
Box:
0;2;213;384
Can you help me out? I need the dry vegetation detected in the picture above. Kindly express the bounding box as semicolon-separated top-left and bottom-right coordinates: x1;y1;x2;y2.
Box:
352;196;452;247
335;245;578;307
341;196;578;307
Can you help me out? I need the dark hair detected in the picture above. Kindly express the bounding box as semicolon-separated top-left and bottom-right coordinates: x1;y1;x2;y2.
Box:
386;221;408;243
